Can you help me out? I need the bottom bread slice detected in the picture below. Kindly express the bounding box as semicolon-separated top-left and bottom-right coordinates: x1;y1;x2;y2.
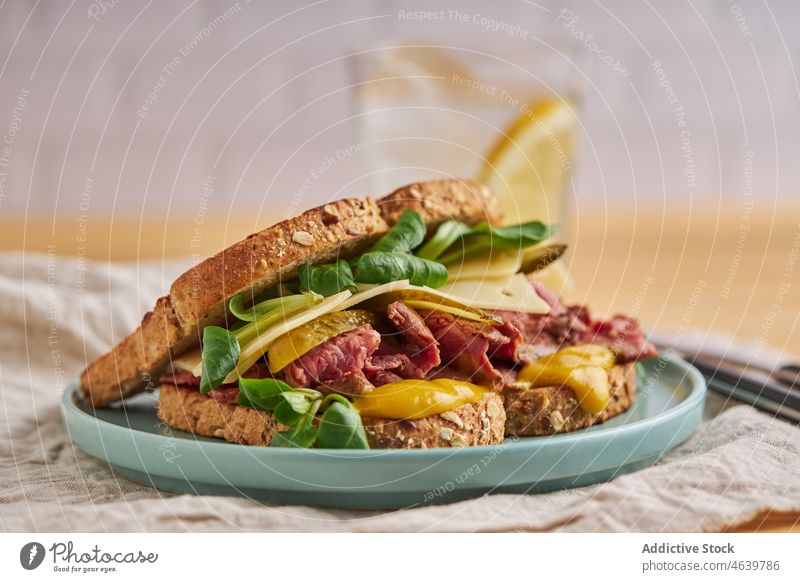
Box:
502;363;636;436
362;393;506;448
158;384;282;446
158;384;505;448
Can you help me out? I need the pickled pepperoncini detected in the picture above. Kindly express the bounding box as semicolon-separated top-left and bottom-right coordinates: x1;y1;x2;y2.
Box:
518;345;616;414
352;379;489;420
267;309;377;373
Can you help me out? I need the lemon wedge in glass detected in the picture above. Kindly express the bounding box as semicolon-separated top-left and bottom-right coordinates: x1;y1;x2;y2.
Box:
478;98;577;226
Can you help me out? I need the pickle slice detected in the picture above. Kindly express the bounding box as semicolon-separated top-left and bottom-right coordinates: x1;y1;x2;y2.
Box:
267;309;377;373
402;300;493;323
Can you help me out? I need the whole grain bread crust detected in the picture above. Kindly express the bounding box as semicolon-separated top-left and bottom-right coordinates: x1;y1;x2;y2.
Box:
362;392;506;448
81;179;504;407
158;384;505;449
502;363;636;436
378;179;503;231
158;384;283;446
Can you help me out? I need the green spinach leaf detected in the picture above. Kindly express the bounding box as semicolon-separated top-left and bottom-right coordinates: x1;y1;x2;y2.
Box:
271;399;321;448
273;392;312;425
298;260;357;296
469;220;557;249
415;220;472;261
199;326;240;394
237;377;295;410
369;209;426;254
271;422;318;448
356;252;448;288
437;220;559;264
316;397;369;449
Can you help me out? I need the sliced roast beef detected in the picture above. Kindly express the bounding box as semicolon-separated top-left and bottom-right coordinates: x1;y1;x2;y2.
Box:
584;314;658;363
421;311;509;384
363;365;404;386
283;324;381;392
364;344;417;384
209;386;240;404
160;362;272;388
363;302;441;385
495;304;655;365
318;369;375;396
160;369;201;387
386;301;441;373
530;279;567;316
491;317;527;362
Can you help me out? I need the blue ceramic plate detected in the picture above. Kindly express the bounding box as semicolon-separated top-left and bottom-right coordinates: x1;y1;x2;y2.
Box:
62;354;705;509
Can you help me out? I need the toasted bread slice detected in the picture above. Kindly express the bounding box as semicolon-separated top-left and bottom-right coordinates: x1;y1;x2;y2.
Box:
157;384;505;449
362;392;505;448
502;364;636;436
376;179;502;233
81;179;503;407
158;384;283;446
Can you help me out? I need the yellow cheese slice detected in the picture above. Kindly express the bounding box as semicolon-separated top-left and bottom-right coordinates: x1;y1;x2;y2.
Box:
433;273;550;313
340;280;411;310
171;348;201;374
531;262;574;299
446;249;522;282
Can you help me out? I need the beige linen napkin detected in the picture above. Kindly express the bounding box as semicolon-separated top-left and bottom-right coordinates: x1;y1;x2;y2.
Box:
2;253;799;532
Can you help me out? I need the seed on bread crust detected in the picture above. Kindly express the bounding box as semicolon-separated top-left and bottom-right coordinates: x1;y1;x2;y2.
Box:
292;231;314;246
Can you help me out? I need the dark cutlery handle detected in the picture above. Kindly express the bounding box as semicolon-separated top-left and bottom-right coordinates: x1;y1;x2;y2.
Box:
706;378;800;423
689;357;800;411
775;365;800;391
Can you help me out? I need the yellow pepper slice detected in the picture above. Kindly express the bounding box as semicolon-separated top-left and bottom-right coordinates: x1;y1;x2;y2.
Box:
517;345;615;414
353;378;489;420
534;344;615;370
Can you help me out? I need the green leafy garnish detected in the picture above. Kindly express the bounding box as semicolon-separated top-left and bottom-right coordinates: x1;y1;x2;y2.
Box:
437;220;558;265
356;252;448;288
471;221;556;248
300;210;449;292
230;293;320;344
415;220;472;261
298;260;357;297
271;417;318;448
237;377;295;409
369;209;426;254
199;326;240;394
237;378;369;449
316;395;370;449
230;293;299;322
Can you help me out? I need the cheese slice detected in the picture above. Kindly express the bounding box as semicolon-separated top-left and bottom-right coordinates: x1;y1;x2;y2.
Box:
531;262;574;298
340;280;411;310
171;348;201;374
432;273;550;313
447;249;522;282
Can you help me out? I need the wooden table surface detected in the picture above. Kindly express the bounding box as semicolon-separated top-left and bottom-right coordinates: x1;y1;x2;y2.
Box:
3;204;799;531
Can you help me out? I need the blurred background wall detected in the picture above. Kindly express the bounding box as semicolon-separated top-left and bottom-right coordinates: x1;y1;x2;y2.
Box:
0;0;797;256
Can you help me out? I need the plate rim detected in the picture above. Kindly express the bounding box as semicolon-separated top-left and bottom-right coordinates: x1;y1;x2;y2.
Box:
63;352;706;459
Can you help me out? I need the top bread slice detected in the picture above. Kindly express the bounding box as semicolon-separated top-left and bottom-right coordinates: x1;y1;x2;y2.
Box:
80;179;503;407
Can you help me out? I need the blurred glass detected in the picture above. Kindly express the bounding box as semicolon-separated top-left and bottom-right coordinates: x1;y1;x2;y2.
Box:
352;43;583;227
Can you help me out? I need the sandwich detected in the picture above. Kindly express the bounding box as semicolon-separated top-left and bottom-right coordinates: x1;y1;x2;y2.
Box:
80;179;657;449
